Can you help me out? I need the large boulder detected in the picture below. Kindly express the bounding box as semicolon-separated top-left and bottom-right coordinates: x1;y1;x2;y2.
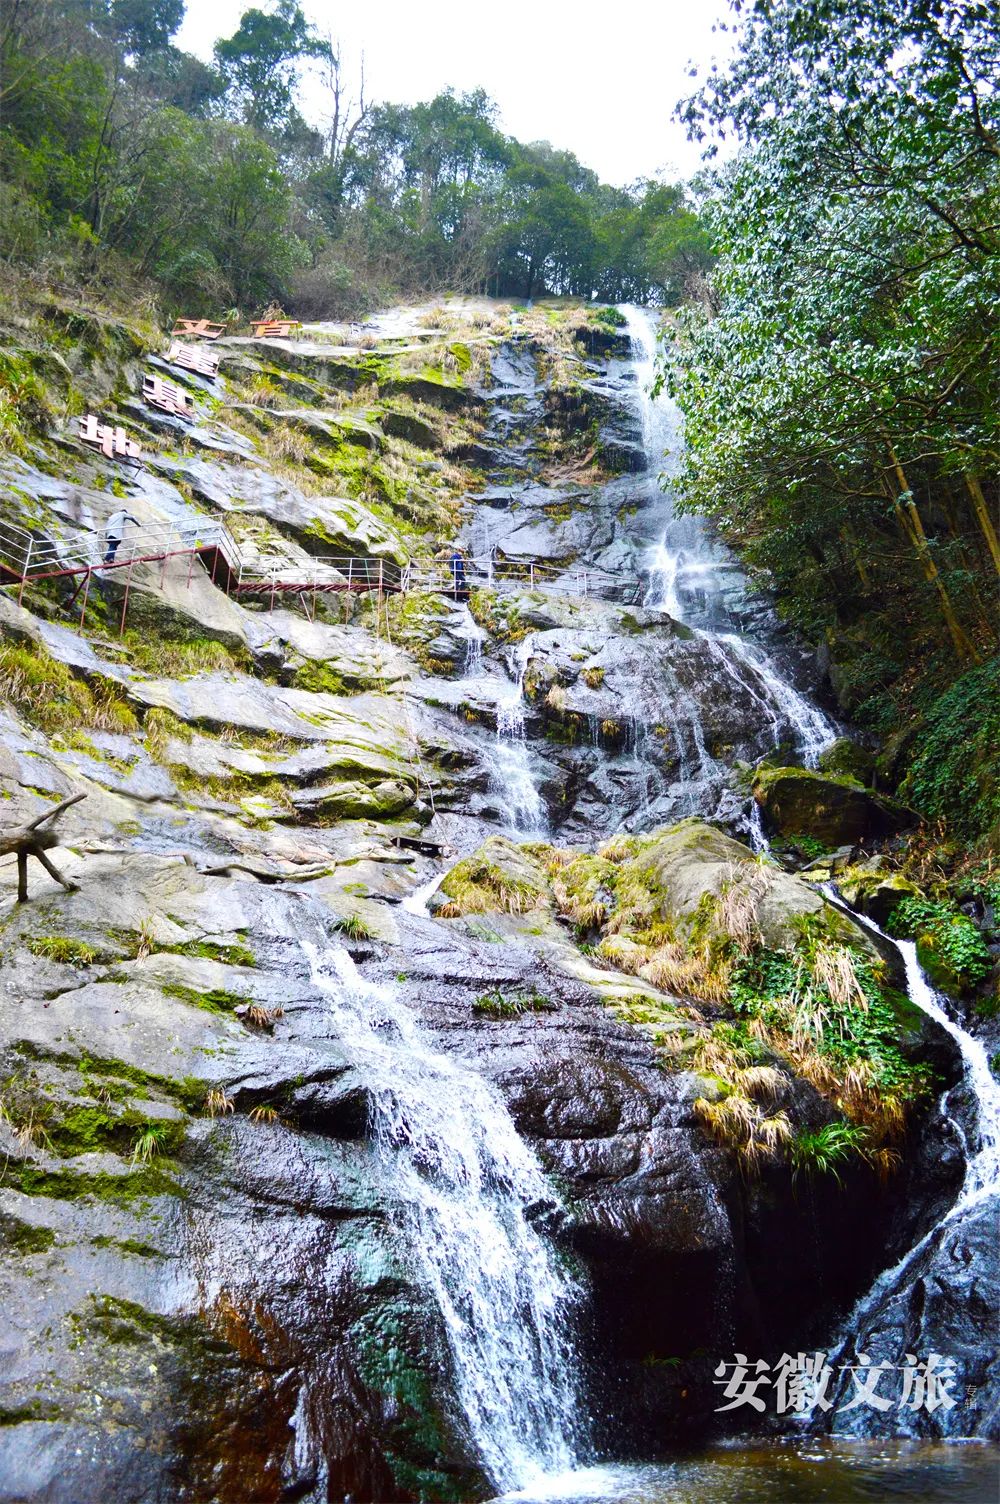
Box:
753;765;917;847
837;861;921;927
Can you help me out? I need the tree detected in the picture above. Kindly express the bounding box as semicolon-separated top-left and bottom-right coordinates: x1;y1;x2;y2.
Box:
214;0;327;133
670;0;999;704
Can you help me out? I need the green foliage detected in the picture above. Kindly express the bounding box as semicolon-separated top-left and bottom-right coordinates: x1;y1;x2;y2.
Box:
1;3;708;314
730;947;928;1100
214;0;326;132
887;895;993;992
471;989;554;1019
0;351;50;453
589;306;627;330
671;0;1000;743
789;1121;868;1184
900;657;1000;844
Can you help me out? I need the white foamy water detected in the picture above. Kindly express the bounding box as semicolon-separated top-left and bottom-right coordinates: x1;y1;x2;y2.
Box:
490;634;548;835
621;304;837;769
303;940;586;1493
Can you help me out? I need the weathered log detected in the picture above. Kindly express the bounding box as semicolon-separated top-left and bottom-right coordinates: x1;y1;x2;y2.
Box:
0;793;87;902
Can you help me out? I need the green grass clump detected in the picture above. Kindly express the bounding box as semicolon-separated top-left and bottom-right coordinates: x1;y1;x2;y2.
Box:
789;1121;869;1184
123;631;244;679
437;858;543;919
333;913;377;941
0;639;137;735
471;988;554;1019
25;936;100;966
131;1123;173;1164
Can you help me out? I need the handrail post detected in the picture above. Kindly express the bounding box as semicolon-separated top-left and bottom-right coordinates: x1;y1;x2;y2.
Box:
78;567;92;630
17;537;31;606
529;563;534;591
120;555;134;635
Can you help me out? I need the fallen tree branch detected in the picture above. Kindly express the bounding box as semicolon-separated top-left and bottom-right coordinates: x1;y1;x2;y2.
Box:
0;793;87;903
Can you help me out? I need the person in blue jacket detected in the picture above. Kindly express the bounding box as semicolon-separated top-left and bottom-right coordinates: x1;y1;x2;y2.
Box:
450;548;469;599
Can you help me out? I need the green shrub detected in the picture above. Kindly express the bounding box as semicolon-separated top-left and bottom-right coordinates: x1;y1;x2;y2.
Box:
900;656;1000;843
887;895;992;993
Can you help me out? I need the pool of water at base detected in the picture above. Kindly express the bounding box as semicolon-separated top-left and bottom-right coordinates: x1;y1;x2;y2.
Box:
490;1439;1000;1504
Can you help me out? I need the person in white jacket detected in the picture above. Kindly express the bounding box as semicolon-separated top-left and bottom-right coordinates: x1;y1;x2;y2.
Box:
103;509;139;564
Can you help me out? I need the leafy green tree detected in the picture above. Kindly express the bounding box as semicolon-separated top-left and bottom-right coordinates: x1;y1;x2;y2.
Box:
670;0;999;711
214;0;327;133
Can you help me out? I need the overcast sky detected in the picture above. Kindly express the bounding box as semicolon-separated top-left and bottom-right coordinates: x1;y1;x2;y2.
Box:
176;0;734;186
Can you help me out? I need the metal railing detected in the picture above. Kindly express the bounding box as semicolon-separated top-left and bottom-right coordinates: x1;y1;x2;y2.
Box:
411;553;643;603
0;510;643;623
0;515;238;583
234;554;408;597
0;512;407;613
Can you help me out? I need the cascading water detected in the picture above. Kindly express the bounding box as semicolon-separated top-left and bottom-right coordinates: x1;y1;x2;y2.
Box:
620;305;838;771
302;938;585;1493
492;634;547;835
817;890;1000;1368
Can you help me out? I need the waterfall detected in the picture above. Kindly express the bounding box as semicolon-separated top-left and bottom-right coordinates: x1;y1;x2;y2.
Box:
813;889;1000;1422
303;940;586;1493
457;603;487;677
712;634;836;769
620;304;837;769
491;635;547;835
823;891;1000;1225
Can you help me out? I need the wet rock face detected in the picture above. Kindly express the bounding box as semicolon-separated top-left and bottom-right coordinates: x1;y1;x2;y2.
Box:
0;869;488;1504
388;907;959;1452
822;1187;1000;1440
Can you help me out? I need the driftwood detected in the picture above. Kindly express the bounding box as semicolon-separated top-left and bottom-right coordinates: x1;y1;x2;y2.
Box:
0;793;87;902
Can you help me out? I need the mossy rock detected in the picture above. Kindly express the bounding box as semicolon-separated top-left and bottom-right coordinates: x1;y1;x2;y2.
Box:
838;865;920;927
381;375;476;413
818;738;876;786
753;765;917;847
628;819;860;953
433;837;549;918
380;410;440;450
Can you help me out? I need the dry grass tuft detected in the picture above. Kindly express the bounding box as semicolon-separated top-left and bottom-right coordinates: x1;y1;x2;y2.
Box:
717;862;767;954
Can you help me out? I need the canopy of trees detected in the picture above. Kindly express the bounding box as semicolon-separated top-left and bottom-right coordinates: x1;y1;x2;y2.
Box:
0;0;713;313
670;0;999;726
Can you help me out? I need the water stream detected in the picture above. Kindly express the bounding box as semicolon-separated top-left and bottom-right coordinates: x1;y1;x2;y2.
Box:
387;309;995;1497
303;939;585;1494
816;890;1000;1397
620;305;838;770
491;634;548;836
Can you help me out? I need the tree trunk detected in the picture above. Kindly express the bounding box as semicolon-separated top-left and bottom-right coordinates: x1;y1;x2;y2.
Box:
840;526;872;591
965;473;1000;581
885;451;978;662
